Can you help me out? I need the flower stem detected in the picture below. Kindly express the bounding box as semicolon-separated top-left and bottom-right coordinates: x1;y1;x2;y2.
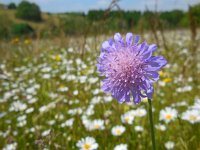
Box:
148;98;156;150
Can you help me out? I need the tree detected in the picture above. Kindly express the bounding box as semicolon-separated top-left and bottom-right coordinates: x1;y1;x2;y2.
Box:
190;4;200;26
16;1;42;22
8;3;17;9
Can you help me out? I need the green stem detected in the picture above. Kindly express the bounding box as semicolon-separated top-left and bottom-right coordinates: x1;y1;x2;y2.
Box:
148;98;156;150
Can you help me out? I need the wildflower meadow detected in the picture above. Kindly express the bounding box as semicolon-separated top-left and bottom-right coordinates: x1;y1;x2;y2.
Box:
0;1;200;150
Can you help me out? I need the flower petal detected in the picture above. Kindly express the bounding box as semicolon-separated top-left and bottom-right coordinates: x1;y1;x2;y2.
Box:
146;86;154;99
141;48;152;60
114;33;122;42
145;71;159;81
144;56;167;71
148;44;157;52
131;88;141;104
133;92;141;104
138;41;148;55
134;35;140;44
141;44;157;60
126;32;133;46
114;33;124;46
102;41;111;52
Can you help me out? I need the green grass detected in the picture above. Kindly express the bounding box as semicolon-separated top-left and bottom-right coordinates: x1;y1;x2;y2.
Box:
0;30;200;150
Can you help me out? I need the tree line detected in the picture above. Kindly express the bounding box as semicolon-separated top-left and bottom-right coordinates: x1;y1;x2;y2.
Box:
0;1;200;38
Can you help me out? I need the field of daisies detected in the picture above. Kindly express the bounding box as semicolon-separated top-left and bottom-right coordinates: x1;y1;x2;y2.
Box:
0;30;200;150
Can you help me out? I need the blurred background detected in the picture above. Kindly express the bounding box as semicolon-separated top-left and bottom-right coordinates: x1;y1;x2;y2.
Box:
0;0;200;40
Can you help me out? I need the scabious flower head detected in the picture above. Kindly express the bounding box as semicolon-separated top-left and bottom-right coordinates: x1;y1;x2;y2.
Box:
97;33;167;104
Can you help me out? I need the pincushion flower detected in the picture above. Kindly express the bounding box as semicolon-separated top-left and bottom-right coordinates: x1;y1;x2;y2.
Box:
97;33;167;104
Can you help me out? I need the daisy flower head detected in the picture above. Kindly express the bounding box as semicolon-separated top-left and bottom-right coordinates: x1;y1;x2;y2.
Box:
76;137;98;150
159;107;178;123
90;119;105;130
121;112;134;124
111;125;126;136
165;141;175;150
134;125;144;132
134;108;147;117
2;142;17;150
181;109;200;124
114;144;128;150
97;33;167;104
155;124;166;131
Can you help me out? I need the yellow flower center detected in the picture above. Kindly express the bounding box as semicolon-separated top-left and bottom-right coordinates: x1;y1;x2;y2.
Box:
55;55;61;61
163;78;172;83
159;71;164;77
189;115;197;121
116;129;121;135
125;117;129;123
165;114;172;120
95;124;100;129
83;143;91;149
24;39;31;45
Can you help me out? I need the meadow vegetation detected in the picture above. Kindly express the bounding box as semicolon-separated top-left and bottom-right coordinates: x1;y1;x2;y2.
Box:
0;1;200;150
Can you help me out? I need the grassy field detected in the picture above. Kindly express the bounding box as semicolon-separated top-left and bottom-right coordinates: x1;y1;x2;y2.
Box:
0;7;60;31
0;30;200;150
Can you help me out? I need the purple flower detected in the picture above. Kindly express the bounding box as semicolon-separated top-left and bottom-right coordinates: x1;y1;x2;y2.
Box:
97;33;167;104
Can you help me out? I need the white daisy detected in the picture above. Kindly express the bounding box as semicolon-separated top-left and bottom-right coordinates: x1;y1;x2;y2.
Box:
165;141;175;150
190;98;200;110
134;126;144;132
159;107;178;123
9;101;27;112
41;129;51;137
114;144;128;150
181;109;200;124
121;112;134;125
61;118;74;128
134;108;147;117
90;119;105;130
76;137;98;150
2;142;17;150
111;125;126;136
155;124;166;131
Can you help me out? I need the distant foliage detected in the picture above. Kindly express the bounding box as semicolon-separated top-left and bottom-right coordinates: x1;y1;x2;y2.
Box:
61;15;89;35
190;4;200;26
0;14;12;38
15;1;42;22
11;23;35;37
160;10;185;28
7;3;17;9
88;10;105;21
1;2;200;38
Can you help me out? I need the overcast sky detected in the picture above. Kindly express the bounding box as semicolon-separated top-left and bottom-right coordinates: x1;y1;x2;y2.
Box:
0;0;199;13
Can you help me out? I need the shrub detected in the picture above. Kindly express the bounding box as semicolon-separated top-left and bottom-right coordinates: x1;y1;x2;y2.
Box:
62;16;88;35
190;4;200;26
15;1;42;22
11;23;35;37
8;3;17;9
0;14;12;39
